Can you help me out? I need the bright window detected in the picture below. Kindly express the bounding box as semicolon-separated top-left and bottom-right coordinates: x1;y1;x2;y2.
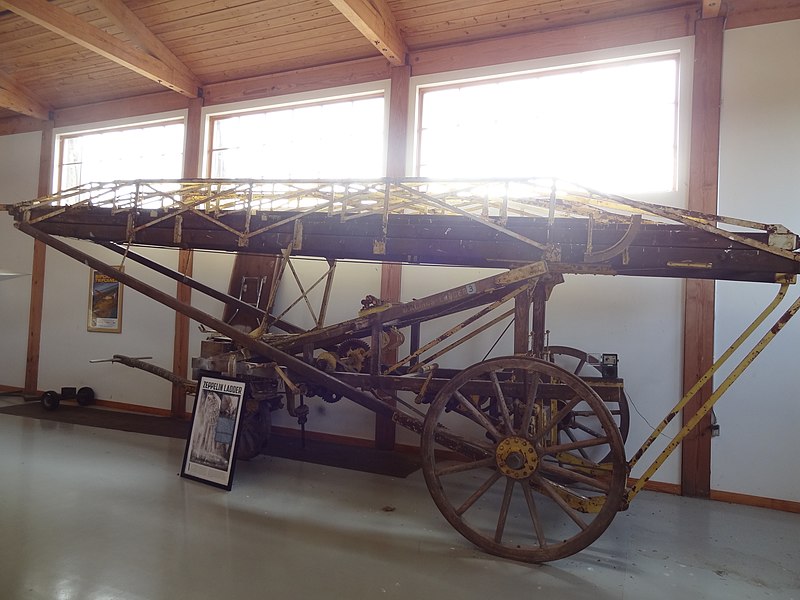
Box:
57;120;185;191
417;56;679;193
207;94;385;179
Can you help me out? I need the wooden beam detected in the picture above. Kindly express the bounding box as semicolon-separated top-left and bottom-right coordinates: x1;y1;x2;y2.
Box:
702;0;723;18
203;57;390;107
171;96;203;418
329;0;407;66
387;65;410;177
171;248;193;417
181;97;203;179
0;71;51;120
0;114;45;136
88;0;198;85
409;6;697;76
514;290;532;354
374;65;410;450
54;91;190;129
24;120;53;393
0;0;200;98
681;16;725;499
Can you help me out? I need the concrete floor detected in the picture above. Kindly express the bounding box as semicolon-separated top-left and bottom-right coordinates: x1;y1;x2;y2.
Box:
0;400;798;600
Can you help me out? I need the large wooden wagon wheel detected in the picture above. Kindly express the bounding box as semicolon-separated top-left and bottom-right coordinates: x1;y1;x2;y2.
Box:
545;345;631;443
421;356;627;563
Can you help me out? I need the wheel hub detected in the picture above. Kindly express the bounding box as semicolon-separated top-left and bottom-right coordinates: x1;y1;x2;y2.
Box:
495;436;538;479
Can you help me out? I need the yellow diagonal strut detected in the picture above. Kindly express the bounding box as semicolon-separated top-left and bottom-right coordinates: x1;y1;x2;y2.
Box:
625;281;799;503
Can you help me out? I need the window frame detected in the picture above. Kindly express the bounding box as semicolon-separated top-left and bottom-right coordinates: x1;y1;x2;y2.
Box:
204;90;388;180
54;117;185;193
413;46;689;198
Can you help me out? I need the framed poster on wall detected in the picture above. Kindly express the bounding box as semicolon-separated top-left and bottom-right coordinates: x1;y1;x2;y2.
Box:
87;266;124;333
180;374;247;490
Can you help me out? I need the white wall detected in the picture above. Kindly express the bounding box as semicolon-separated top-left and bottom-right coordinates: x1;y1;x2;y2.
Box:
0;132;40;389
714;19;800;502
36;243;178;408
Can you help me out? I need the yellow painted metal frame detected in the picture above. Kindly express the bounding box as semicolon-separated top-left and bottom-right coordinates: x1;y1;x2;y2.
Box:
625;281;798;503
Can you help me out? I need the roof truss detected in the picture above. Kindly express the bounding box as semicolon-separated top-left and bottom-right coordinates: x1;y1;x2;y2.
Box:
329;0;408;66
0;0;201;102
0;70;51;120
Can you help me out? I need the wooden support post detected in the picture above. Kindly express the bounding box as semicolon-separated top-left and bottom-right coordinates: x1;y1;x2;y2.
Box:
681;16;724;498
375;261;401;450
409;322;420;366
514;288;532;355
531;283;547;357
171;96;202;417
171;248;193;416
24;120;53;393
374;64;410;450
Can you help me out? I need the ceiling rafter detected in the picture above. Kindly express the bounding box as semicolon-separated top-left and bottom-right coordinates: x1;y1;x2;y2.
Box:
702;0;723;18
328;0;408;66
0;0;201;98
0;70;51;120
87;0;198;85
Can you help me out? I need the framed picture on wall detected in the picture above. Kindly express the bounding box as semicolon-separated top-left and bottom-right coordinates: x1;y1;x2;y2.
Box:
87;266;124;333
180;374;247;490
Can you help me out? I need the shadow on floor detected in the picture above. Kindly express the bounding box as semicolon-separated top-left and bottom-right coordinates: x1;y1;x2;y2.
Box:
0;400;420;478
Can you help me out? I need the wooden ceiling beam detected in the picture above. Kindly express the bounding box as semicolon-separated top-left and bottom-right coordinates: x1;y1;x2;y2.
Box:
702;0;723;18
0;114;45;136
329;0;407;66
87;0;198;86
0;0;201;98
0;70;51;120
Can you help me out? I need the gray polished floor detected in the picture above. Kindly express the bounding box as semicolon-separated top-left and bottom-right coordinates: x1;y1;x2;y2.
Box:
0;402;798;600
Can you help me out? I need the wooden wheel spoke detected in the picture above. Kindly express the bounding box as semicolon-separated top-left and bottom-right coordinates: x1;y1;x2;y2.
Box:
435;457;495;477
563;427;591;460
535;475;589;530
573;358;586;374
570;420;605;438
454;390;503;440
573;409;620;417
489;371;514;435
543;436;610;455
522;482;547;548
530;395;580;445
519;373;541;434
539;462;611;493
456;470;502;516
494;478;515;543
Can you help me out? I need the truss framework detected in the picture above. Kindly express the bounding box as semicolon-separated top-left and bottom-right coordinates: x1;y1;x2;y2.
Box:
11;177;800;283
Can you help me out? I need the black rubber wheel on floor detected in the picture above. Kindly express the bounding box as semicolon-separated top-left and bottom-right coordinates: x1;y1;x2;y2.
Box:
76;386;95;406
41;390;61;411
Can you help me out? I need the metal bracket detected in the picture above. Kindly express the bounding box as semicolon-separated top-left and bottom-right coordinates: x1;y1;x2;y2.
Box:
584;214;642;263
